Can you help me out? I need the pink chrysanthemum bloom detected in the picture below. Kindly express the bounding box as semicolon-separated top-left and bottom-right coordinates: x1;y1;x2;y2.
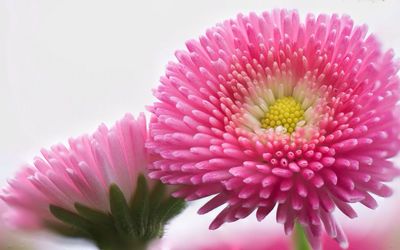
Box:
2;114;185;249
147;9;400;249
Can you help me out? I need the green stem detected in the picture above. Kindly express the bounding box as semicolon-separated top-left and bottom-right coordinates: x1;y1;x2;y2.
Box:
293;223;311;250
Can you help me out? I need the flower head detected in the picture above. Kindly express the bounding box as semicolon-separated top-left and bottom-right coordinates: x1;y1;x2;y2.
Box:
2;114;185;249
147;9;400;249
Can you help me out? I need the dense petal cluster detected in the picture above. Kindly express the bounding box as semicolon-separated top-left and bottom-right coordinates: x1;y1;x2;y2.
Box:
1;113;147;228
147;9;400;249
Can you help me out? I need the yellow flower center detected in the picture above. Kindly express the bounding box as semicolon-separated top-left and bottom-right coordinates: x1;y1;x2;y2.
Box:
260;96;305;133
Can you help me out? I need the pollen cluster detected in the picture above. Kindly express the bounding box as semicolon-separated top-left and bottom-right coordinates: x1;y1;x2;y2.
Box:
260;96;305;133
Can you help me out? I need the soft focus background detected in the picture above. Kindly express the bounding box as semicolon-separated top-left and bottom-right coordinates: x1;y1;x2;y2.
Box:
1;0;400;249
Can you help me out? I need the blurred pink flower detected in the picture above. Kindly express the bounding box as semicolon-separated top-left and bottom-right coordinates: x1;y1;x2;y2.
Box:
1;113;148;229
147;9;400;249
0;201;33;250
183;231;391;250
169;212;397;250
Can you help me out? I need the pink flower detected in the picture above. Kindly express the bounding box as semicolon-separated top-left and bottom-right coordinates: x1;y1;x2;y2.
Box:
170;229;290;250
147;9;400;249
1;113;185;249
2;113;147;228
171;228;391;250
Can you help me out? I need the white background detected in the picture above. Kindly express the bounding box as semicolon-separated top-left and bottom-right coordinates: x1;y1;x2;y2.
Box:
1;0;400;249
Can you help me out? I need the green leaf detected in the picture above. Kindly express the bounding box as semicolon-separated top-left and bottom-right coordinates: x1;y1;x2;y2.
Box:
109;184;135;237
44;220;89;239
130;174;149;237
145;181;167;237
74;203;113;227
150;181;167;206
49;205;93;234
158;197;186;224
48;178;188;250
148;181;167;209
